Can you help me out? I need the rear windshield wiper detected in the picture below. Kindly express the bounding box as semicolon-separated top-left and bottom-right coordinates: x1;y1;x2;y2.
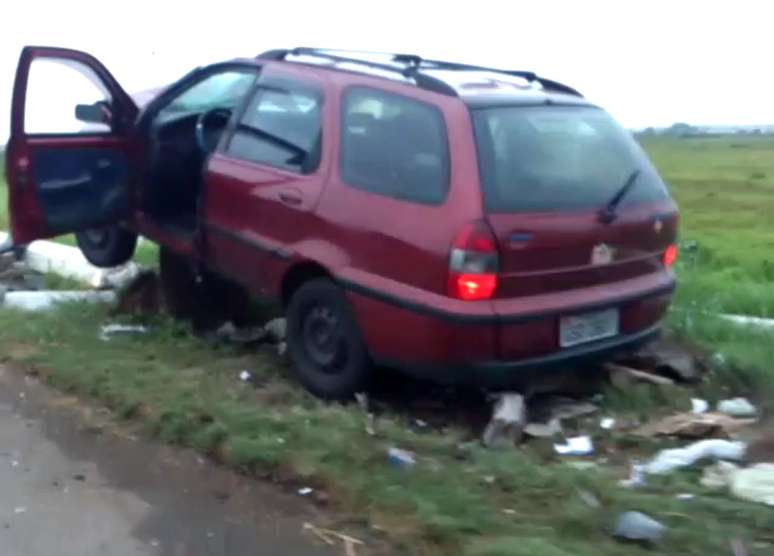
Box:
598;169;641;224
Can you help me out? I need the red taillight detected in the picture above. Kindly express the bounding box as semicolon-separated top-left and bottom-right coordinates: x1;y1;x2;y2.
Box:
448;221;499;301
664;244;678;267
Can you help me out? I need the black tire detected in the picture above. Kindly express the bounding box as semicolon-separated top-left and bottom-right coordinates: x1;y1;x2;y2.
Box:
286;278;372;400
75;226;137;268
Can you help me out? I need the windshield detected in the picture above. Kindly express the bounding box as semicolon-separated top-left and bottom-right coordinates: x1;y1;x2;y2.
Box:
471;105;670;213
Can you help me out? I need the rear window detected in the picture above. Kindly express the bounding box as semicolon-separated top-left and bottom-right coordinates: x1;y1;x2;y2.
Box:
472;105;669;213
340;87;449;205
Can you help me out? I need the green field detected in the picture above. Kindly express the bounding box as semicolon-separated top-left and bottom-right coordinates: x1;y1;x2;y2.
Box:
0;137;773;555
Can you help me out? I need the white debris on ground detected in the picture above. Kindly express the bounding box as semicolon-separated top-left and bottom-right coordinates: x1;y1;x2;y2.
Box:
482;393;526;448
717;397;758;418
614;511;666;544
691;398;709;414
3;290;117;311
554;435;594;456
645;439;747;475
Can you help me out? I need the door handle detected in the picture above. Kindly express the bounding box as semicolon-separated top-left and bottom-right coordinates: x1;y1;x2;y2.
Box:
278;190;302;206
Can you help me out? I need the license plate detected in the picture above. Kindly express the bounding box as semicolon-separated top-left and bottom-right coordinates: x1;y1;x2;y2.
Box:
559;308;619;348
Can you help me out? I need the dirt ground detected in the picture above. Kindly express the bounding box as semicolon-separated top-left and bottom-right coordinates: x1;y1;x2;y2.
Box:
0;366;338;556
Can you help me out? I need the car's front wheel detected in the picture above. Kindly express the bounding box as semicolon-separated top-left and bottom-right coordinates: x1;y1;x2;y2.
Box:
286;278;372;400
75;226;137;268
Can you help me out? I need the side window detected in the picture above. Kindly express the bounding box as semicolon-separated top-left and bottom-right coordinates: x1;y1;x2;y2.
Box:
157;70;256;120
25;58;111;134
227;77;323;174
340;87;450;204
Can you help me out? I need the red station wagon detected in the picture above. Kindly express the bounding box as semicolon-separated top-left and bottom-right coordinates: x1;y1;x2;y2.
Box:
5;46;678;399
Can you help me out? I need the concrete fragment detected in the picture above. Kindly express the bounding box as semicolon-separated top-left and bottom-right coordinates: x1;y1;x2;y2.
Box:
482;393;526;448
3;290;116;311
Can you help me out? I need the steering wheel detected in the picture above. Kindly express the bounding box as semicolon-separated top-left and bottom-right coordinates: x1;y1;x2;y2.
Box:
195;107;233;154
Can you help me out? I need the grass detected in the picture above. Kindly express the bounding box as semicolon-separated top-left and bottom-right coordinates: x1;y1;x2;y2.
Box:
1;136;774;554
1;303;773;555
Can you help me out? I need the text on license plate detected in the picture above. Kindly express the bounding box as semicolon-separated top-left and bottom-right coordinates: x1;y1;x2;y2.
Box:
559;308;619;348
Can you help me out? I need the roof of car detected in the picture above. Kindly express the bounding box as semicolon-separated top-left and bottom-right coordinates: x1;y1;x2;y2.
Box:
255;48;591;108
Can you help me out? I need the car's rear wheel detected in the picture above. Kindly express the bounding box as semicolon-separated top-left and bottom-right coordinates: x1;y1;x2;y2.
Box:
75;226;137;268
286;278;372;400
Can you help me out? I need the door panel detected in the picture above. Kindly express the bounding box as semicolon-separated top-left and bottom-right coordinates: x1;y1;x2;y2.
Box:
7;46;137;243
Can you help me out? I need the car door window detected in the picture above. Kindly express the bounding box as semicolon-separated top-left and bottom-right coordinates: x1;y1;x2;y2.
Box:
226;77;323;174
340;87;450;204
157;70;256;121
25;58;112;134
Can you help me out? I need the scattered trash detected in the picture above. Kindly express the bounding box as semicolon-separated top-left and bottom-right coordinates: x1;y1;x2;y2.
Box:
482;393;526;448
600;417;616;430
276;341;288;357
3;290;116;311
633;412;755;439
10;460;19;468
303;523;364;556
554;435;594;456
150;539;160;548
239;370;252;382
354;392;375;436
619;462;647;488
354;392;369;412
98;323;149;341
700;461;740;489
413;418;428;429
388;447;416;469
298;487;314;496
614;511;666;544
691;398;709;414
502;508;517;515
524;418;562;438
482;475;496;484
645;439;746;475
564;461;598;471
730;463;774;506
264;318;287;343
675;493;695;500
605;362;675;386
13;507;26;514
717;397;758;418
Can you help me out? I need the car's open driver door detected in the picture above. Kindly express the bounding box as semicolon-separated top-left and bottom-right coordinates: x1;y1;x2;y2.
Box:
5;46;138;244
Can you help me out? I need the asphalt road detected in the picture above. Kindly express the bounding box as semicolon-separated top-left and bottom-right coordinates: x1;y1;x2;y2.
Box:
0;366;337;556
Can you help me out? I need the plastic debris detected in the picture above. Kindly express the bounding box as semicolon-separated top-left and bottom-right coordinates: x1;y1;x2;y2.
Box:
554;435;594;456
645;439;746;475
13;507;26;514
387;447;416;469
98;323;148;341
730;463;774;506
614;511;666;544
719;314;774;331
675;493;695;500
717;397;757;418
691;398;709;414
297;487;313;496
3;290;116;311
239;370;252;382
633;412;755;439
482;393;526;448
700;461;740;489
600;417;616;430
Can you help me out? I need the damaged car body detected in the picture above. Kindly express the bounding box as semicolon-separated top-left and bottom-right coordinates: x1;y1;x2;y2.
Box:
4;46;679;399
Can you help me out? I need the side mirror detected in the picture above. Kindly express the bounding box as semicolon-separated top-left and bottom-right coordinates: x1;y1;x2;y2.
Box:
75;101;112;125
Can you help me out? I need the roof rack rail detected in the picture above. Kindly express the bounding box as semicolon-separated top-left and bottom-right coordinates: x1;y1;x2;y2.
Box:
256;48;581;97
257;48;457;97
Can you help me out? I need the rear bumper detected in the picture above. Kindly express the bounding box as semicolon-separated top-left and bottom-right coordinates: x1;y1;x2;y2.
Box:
376;323;660;389
340;269;674;388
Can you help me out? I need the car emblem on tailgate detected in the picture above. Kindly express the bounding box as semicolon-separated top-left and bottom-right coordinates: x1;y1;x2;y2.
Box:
591;243;614;265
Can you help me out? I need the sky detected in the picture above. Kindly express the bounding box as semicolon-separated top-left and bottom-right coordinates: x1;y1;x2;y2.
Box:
1;0;773;142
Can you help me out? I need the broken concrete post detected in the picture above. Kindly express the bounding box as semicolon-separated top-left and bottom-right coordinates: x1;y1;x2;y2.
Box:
482;393;526;448
3;290;116;311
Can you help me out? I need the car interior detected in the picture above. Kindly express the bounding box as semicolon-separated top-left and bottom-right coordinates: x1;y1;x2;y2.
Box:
142;71;257;235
